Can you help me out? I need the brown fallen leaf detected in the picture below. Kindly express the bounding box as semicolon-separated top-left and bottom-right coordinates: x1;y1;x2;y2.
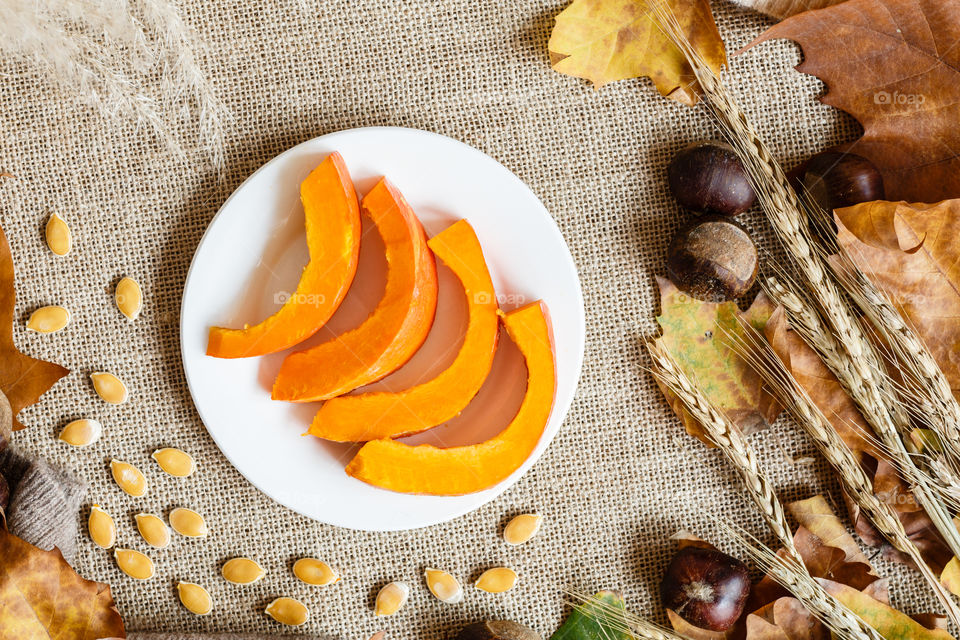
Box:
835;199;960;392
654;278;780;446
788;495;875;568
765;308;878;463
727;0;845;20
747;0;960;202
0;223;68;429
548;0;726;104
0;524;125;638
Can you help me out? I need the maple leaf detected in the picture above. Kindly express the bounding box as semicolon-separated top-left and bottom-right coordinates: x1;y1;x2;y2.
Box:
548;0;726;105
835;199;960;393
748;0;960;202
0;223;68;430
0;525;125;638
654;277;780;445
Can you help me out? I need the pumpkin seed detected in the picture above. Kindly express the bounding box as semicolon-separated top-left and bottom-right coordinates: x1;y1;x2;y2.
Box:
88;504;116;549
503;513;542;546
59;418;102;447
115;277;142;321
152;447;195;477
169;507;208;538
221;557;265;584
45;213;71;256
424;568;463;603
110;459;147;497
475;567;518;593
91;372;128;404
265;597;309;626
114;548;154;580
374;581;409;616
135;513;171;548
177;582;212;615
293;558;338;586
26;306;70;334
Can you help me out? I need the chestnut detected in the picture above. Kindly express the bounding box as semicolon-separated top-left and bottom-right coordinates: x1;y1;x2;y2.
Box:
666;216;758;302
802;150;885;212
456;621;541;640
667;141;757;216
660;546;751;632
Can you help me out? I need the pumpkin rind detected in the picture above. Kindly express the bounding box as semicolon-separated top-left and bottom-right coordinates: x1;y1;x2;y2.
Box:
206;152;361;358
271;178;438;401
345;300;556;495
307;219;499;441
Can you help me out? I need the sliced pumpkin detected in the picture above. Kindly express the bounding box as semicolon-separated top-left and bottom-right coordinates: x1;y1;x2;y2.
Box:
272;178;438;401
307;219;498;441
345;301;556;495
206;152;361;358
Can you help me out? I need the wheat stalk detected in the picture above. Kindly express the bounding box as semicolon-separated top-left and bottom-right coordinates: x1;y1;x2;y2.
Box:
763;274;960;526
730;324;960;627
0;0;227;170
645;340;883;640
648;1;960;562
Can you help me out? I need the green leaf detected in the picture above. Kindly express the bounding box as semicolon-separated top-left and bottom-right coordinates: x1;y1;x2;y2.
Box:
551;591;632;640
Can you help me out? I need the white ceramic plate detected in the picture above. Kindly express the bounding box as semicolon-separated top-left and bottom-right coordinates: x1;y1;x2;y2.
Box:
180;127;585;531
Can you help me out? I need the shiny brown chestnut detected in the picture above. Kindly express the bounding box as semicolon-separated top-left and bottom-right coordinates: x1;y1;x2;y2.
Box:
667;141;757;216
660;546;751;632
666;216;758;302
802;150;885;212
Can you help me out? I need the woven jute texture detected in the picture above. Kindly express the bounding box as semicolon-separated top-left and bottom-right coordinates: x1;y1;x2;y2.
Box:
0;1;943;638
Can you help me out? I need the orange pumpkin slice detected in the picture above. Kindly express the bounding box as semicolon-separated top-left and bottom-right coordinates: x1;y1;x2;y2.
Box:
307;219;498;441
345;301;556;495
271;178;438;401
206;152;361;358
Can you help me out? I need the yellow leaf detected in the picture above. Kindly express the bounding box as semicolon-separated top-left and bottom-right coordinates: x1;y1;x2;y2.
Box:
548;0;726;104
942;557;960;597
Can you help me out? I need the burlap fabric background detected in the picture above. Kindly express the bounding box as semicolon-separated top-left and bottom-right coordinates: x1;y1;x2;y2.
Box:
0;1;942;638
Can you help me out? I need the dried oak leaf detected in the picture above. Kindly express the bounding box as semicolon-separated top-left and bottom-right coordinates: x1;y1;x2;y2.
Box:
548;0;726;104
748;0;960;202
746;597;827;640
654;277;780;446
0;223;68;430
0;525;125;638
747;497;949;639
835;199;960;393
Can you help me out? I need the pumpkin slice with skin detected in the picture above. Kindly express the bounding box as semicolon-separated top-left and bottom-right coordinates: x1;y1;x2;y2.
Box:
271;178;438;401
206;152;361;358
345;300;556;495
307;219;499;441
